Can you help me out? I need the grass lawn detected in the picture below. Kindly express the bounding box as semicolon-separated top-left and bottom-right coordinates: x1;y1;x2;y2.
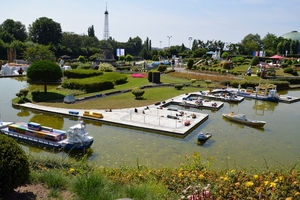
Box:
32;73;206;109
37;86;204;109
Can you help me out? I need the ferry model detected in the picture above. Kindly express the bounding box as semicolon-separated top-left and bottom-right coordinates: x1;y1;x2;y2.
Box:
0;117;93;151
236;83;279;102
222;112;266;128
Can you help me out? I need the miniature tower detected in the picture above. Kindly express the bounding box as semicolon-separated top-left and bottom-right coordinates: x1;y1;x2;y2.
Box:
103;3;109;40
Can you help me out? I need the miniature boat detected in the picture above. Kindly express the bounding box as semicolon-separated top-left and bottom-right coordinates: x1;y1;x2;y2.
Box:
0;117;93;151
197;132;212;142
222;113;266;128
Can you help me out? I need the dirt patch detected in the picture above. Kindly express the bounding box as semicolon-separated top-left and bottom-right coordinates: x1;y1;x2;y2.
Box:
2;183;74;200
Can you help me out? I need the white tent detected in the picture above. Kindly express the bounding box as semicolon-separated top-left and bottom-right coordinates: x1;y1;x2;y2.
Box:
63;94;76;104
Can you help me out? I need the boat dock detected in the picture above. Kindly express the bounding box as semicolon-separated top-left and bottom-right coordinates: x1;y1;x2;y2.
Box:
16;102;209;138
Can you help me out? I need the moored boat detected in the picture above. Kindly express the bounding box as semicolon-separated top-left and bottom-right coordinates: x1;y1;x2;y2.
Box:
0;117;93;151
222;112;266;128
197;132;212;142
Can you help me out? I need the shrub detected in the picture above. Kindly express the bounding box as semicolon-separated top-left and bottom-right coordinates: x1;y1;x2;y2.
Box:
157;64;167;72
174;84;184;90
98;63;115;72
281;63;289;68
0;135;30;196
250;56;259;66
187;59;194;69
131;88;145;99
64;69;103;79
284;67;297;75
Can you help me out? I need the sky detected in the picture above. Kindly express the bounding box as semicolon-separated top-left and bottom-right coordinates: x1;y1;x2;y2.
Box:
1;0;299;48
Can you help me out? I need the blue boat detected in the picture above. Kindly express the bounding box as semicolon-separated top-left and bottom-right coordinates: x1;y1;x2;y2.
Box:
0;117;93;151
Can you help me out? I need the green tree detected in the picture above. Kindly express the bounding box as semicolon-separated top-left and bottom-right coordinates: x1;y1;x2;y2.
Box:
250;56;259;66
23;44;56;63
26;60;62;93
187;59;194;69
221;52;228;60
262;33;279;56
29;17;62;46
0;19;27;42
240;34;262;55
87;25;95;37
126;54;133;62
205;80;212;88
131;88;145;99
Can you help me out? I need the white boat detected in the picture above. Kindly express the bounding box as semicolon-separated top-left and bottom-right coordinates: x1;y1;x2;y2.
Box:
0;117;93;151
222;113;266;128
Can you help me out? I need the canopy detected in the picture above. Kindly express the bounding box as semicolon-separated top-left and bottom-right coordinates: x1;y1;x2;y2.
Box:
206;51;215;55
270;55;283;59
60;55;71;59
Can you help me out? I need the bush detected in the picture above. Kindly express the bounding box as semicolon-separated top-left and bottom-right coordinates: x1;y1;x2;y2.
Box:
281;63;289;68
98;63;115;72
284;67;299;76
187;59;194;69
0;135;30;196
250;56;259;66
157;64;167;72
174;84;184;90
63;69;103;79
131;88;145;99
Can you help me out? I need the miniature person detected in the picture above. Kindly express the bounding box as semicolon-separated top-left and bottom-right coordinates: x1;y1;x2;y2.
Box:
247;66;252;76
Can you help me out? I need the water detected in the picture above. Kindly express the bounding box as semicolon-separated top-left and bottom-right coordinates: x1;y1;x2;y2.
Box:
1;77;300;169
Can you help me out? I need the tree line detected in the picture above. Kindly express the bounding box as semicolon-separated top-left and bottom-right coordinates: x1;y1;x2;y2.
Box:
0;17;299;63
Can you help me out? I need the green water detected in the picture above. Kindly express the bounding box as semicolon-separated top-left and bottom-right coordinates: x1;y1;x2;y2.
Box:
1;77;300;169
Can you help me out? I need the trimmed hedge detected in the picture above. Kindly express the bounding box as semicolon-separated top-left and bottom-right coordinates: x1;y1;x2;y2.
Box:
63;69;103;79
62;73;127;93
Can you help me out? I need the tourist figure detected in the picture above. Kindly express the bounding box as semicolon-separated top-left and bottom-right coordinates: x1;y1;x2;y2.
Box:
247;66;252;76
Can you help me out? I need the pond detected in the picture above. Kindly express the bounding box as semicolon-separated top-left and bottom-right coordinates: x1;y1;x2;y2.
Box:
1;77;300;169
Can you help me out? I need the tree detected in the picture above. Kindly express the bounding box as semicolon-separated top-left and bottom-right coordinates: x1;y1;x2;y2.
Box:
262;33;279;56
26;60;62;93
87;25;95;37
131;88;145;99
29;17;62;46
23;44;56;63
240;34;263;55
0;19;27;42
205;80;212;88
187;59;194;69
250;56;259;66
126;54;133;62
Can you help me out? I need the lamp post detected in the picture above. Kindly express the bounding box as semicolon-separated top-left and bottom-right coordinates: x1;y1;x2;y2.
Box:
188;37;193;50
167;36;172;48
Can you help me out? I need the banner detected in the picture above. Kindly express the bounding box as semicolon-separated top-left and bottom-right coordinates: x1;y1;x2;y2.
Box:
116;49;125;57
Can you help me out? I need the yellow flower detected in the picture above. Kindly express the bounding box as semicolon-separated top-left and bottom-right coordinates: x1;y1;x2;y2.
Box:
274;178;279;183
285;197;292;200
270;182;276;188
279;176;283;181
245;181;254;187
253;174;259;179
264;181;269;186
199;174;204;179
69;168;75;173
230;170;235;173
223;176;229;181
220;176;224;180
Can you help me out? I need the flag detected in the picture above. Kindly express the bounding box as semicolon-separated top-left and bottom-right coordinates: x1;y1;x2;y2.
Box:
116;49;125;56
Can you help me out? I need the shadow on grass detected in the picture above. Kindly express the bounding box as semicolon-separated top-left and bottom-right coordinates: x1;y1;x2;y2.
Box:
32;92;65;103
